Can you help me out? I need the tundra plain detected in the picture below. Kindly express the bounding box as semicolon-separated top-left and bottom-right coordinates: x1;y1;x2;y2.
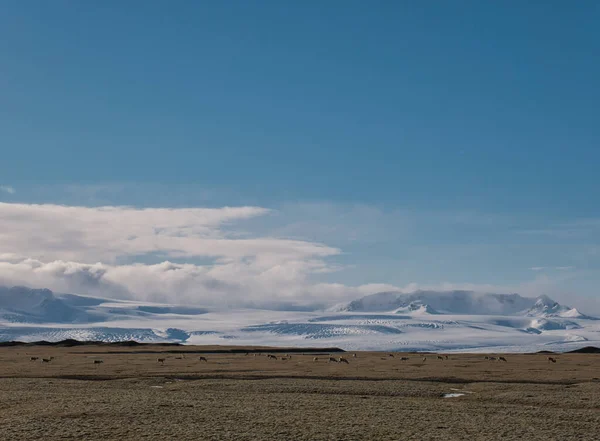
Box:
0;345;599;440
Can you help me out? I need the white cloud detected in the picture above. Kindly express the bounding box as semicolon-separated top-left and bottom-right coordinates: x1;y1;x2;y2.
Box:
0;186;15;194
0;203;338;263
529;266;575;272
0;257;380;308
0;203;348;307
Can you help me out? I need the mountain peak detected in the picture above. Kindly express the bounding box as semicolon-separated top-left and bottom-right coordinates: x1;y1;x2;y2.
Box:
525;295;570;317
534;295;558;306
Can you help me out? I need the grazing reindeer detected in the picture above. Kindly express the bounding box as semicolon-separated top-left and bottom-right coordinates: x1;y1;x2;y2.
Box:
94;360;104;365
388;353;395;358
328;357;338;363
30;357;39;361
338;357;349;364
422;357;427;362
498;356;507;362
157;358;165;364
352;353;357;358
267;354;277;360
281;357;288;361
548;357;557;363
437;356;444;360
489;356;497;361
445;355;449;360
199;356;208;362
400;357;409;361
313;357;319;362
42;358;52;363
484;356;489;360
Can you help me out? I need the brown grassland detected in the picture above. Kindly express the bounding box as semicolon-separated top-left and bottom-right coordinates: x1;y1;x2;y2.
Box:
0;345;599;440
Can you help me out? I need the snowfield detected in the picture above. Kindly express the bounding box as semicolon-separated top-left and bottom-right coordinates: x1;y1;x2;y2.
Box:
1;286;599;352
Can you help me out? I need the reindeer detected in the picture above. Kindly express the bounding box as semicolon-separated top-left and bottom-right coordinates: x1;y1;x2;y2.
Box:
352;353;357;358
422;357;427;362
498;356;507;362
267;354;277;360
94;360;104;365
30;357;39;361
328;357;338;363
338;357;349;364
445;355;449;360
548;357;557;363
199;356;208;362
41;358;52;363
388;353;395;358
157;358;166;364
313;357;319;362
437;356;444;360
400;357;409;361
281;357;288;361
489;356;497;361
484;356;489;360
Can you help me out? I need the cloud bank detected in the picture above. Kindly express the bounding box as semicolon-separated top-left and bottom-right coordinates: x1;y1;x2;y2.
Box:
0;203;364;307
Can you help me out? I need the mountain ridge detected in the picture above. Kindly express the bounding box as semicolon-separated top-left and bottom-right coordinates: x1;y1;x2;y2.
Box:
333;289;596;319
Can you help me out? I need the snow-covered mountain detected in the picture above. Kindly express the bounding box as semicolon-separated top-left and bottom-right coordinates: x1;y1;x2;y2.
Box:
523;295;591;319
334;290;587;318
1;286;599;353
0;286;208;324
0;286;98;323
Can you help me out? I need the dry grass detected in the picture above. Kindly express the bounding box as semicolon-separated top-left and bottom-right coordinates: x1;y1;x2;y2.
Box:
0;345;599;440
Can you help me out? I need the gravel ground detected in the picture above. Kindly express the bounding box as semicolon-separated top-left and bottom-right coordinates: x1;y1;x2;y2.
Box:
0;346;599;440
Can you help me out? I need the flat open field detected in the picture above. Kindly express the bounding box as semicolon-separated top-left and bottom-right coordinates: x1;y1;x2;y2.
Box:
0;345;599;440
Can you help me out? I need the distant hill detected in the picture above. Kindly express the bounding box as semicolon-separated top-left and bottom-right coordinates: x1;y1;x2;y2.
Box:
567;346;600;354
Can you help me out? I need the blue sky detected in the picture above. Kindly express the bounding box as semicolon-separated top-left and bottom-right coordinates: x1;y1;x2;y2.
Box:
1;2;599;309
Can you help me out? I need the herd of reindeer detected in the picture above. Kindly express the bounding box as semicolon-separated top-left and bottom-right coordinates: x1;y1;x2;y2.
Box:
27;352;561;366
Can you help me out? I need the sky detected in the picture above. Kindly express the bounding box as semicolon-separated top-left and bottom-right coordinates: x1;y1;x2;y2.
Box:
1;1;599;311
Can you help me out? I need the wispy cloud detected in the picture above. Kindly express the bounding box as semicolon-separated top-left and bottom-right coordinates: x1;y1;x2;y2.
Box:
518;218;600;240
0;186;15;194
529;266;575;271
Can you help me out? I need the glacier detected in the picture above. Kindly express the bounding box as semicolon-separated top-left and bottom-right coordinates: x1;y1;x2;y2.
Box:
1;285;599;353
